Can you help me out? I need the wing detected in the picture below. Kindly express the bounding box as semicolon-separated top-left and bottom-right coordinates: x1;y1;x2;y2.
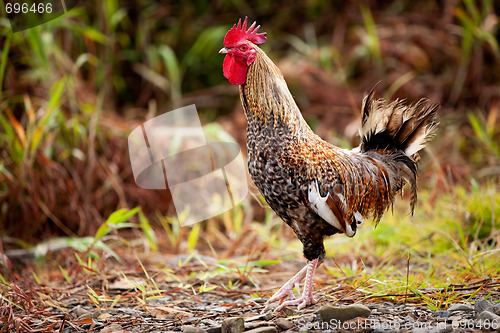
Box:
307;180;364;237
281;134;390;237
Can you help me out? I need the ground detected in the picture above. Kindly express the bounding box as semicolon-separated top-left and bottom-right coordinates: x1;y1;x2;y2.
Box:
2;250;499;333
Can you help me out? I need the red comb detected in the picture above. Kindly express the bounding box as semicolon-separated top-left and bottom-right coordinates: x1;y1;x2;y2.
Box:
224;17;267;47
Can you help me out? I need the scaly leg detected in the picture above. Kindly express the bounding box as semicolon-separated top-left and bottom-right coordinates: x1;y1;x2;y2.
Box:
262;258;319;313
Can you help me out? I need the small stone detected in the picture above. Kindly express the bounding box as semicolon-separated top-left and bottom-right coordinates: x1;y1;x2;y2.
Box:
448;304;474;312
318;304;371;323
379;307;392;314
244;327;278;333
221;317;244;333
283;307;299;316
183;327;207;333
205;327;221;333
436;325;454;333
412;328;428;333
403;315;414;322
211;307;229;313
192;306;208;311
71;305;92;319
250;298;267;304
483;304;500;316
245;313;272;322
435;310;451;318
274;318;293;330
298;313;317;324
477;310;500;322
116;308;141;316
99;324;126;333
97;313;112;320
417;306;432;313
244;321;273;330
475;299;494;313
176;301;195;308
184;317;201;323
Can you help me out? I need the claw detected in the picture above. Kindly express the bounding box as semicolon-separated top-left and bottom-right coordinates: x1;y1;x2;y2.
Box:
261;258;320;313
274;294;317;312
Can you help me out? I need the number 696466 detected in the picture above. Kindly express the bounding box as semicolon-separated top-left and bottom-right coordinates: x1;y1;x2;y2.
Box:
5;2;53;14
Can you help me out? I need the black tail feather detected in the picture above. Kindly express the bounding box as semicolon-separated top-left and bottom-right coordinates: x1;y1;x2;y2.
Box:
360;91;439;158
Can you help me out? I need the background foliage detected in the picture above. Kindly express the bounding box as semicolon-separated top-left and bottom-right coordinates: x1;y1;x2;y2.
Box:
0;0;499;261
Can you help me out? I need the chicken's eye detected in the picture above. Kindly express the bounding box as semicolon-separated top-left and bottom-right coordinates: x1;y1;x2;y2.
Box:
240;45;248;51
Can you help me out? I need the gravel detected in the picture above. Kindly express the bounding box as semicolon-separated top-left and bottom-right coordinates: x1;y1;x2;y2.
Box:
10;280;499;333
448;304;474;312
244;327;278;333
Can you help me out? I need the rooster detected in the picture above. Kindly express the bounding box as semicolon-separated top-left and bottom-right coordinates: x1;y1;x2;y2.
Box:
219;18;438;312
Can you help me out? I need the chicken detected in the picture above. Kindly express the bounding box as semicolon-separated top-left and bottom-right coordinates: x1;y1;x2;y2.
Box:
219;18;438;312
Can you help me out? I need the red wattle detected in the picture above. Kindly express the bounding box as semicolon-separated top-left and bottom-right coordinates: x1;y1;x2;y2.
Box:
223;54;248;86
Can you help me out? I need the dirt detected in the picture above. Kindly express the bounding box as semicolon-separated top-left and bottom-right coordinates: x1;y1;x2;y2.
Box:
1;255;499;333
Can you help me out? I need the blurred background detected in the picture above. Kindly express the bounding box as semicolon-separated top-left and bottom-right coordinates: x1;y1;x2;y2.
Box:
0;0;499;258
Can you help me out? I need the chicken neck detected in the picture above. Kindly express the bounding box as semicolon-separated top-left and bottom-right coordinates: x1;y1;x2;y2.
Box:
239;46;314;137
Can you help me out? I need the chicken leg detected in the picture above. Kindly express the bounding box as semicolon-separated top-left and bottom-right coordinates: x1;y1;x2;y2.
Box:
262;258;319;313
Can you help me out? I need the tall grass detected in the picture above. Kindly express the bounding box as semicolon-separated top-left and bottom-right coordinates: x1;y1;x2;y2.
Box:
451;0;499;104
0;0;498;255
0;0;228;241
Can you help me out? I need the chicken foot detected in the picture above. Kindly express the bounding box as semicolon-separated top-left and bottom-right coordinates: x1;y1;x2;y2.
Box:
262;258;319;313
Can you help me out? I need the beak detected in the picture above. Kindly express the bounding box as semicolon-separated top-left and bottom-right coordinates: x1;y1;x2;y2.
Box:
219;47;229;54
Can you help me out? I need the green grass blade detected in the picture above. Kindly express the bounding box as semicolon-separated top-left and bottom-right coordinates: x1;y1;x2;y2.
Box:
139;210;157;251
187;223;201;252
360;4;381;65
0;33;11;97
158;45;182;107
